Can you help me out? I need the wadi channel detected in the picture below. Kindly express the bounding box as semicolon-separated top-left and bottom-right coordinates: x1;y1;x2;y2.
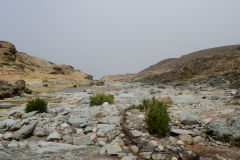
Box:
0;81;240;160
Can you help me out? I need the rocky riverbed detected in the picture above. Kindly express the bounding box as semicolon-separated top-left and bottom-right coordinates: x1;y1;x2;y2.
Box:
0;82;240;160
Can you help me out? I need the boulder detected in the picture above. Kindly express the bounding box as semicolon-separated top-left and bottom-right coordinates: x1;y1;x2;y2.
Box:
73;136;92;145
170;95;198;105
36;141;84;154
0;80;14;99
97;124;116;133
13;121;38;140
47;131;61;141
206;120;234;141
221;109;235;115
104;144;122;155
0;80;32;99
179;111;202;125
21;111;38;119
227;113;240;130
33;127;49;137
193;136;205;144
130;130;143;137
68;117;88;128
170;128;193;135
99;116;122;124
4;119;17;127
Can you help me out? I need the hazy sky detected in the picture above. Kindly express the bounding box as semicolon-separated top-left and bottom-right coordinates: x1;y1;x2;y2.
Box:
1;1;240;79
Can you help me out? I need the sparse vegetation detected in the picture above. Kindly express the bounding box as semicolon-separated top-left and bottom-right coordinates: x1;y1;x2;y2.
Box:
25;97;48;113
145;100;170;137
128;97;170;137
89;93;114;106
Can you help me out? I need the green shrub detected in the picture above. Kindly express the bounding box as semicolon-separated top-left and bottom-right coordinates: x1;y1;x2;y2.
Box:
25;97;48;113
129;97;170;137
145;100;170;137
89;93;114;106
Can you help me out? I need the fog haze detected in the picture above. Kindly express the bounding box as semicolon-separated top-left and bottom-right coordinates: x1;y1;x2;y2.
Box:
1;0;240;79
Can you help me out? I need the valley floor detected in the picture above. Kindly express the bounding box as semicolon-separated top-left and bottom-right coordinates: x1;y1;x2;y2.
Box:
0;82;240;160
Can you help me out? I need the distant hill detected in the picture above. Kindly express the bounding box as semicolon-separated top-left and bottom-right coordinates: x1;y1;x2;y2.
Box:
101;45;240;88
0;41;93;91
141;45;240;74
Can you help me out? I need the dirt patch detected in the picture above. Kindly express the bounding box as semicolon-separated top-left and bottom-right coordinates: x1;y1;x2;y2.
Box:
187;145;240;159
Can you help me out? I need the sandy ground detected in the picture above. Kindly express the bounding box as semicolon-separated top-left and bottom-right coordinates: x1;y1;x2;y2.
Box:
0;71;91;92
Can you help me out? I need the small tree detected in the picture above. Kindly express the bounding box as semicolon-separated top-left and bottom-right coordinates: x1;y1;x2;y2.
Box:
25;97;48;113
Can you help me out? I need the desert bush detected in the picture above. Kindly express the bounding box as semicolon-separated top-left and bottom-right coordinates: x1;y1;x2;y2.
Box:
89;93;114;106
25;97;48;113
129;97;170;137
145;100;170;137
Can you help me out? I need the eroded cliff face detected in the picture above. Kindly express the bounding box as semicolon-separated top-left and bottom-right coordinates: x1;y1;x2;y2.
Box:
0;41;93;92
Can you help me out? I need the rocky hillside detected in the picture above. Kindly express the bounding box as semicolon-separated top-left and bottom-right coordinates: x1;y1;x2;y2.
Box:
102;45;240;88
0;41;93;92
0;41;86;75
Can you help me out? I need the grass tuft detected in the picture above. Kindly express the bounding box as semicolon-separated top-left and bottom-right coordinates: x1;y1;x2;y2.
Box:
89;93;114;106
25;97;48;113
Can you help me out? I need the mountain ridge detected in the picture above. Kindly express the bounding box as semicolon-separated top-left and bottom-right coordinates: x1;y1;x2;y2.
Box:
101;45;240;88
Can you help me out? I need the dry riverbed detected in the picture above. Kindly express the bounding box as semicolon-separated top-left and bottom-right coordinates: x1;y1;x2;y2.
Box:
0;82;240;160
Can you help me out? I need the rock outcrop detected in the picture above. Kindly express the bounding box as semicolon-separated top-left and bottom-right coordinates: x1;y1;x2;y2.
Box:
0;41;96;91
0;80;32;99
0;41;85;75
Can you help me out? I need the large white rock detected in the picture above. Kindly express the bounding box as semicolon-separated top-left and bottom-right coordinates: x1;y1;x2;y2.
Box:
130;130;143;137
104;144;122;155
97;124;116;133
73;136;92;145
4;119;16;127
170;95;199;105
68;116;88;127
47;131;61;141
36;141;85;154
